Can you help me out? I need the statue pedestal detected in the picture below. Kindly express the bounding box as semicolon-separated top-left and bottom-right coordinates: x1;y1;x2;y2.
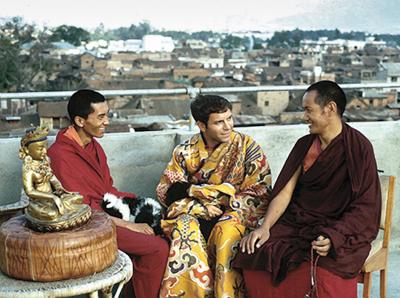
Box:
0;210;117;282
25;203;92;232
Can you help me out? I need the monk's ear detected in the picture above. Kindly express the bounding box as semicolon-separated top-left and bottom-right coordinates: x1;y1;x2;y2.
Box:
74;116;86;128
196;121;207;133
326;101;337;115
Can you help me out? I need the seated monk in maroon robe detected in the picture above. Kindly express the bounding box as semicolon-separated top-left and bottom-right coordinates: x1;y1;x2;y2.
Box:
48;89;169;298
233;80;381;298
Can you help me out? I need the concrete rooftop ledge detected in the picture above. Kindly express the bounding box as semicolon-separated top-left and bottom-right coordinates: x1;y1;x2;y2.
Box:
0;121;399;237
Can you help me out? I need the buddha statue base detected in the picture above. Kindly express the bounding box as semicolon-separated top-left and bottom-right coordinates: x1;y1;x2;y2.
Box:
25;203;92;232
0;210;117;282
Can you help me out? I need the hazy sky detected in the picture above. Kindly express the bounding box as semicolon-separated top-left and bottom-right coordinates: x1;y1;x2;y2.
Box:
1;0;398;33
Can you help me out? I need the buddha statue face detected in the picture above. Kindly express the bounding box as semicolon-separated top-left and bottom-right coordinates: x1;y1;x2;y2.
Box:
26;140;48;161
19;127;49;161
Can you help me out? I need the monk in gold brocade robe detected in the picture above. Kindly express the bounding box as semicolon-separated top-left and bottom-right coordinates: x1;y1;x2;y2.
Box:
156;95;272;298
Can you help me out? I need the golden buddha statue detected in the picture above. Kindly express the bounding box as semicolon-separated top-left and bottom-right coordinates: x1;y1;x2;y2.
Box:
19;126;91;231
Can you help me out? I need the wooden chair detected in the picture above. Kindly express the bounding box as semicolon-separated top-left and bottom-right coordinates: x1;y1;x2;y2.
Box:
358;175;396;298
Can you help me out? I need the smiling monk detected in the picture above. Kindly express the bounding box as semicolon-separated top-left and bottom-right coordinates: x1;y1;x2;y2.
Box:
48;89;168;298
234;80;381;298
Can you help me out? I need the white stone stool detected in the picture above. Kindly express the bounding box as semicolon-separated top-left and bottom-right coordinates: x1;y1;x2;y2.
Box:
0;250;133;298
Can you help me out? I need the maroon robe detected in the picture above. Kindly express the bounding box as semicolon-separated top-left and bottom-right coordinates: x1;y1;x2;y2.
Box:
234;123;381;285
48;128;169;298
48;128;135;211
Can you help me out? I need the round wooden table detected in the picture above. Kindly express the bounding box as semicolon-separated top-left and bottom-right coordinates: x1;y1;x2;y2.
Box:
0;250;133;298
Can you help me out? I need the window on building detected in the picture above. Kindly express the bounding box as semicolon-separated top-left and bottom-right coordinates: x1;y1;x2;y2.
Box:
53;117;61;129
363;72;371;78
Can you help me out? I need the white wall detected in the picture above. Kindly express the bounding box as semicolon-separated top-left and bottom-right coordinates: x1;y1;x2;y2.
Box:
1;121;399;242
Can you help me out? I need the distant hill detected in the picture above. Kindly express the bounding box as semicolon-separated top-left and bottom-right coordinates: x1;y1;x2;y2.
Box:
265;0;399;34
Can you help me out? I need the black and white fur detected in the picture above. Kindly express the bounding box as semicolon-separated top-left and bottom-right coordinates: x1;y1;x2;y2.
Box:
102;193;164;235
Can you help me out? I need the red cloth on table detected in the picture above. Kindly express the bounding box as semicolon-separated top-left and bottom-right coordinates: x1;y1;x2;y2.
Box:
48;127;168;298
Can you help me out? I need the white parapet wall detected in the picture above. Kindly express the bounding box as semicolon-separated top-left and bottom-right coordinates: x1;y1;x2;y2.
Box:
1;121;399;241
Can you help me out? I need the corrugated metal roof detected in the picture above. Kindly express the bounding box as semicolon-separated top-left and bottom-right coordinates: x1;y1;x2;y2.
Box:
381;63;400;76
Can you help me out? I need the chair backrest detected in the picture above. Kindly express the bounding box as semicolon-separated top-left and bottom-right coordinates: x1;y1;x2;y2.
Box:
378;175;395;249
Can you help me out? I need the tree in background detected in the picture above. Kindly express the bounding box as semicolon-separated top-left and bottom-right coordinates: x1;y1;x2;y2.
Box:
0;37;21;91
151;29;191;41
191;31;219;42
220;34;245;50
102;22;152;40
0;17;83;92
49;25;90;46
0;17;38;92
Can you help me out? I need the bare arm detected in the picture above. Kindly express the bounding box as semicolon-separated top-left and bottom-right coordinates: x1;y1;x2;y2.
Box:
260;166;301;230
240;165;301;254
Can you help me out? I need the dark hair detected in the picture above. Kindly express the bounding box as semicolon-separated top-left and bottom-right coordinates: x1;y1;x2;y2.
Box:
306;80;347;116
68;89;106;125
190;94;232;125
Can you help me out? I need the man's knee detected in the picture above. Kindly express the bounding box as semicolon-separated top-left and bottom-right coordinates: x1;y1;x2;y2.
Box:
176;213;200;225
138;237;169;271
211;220;244;246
